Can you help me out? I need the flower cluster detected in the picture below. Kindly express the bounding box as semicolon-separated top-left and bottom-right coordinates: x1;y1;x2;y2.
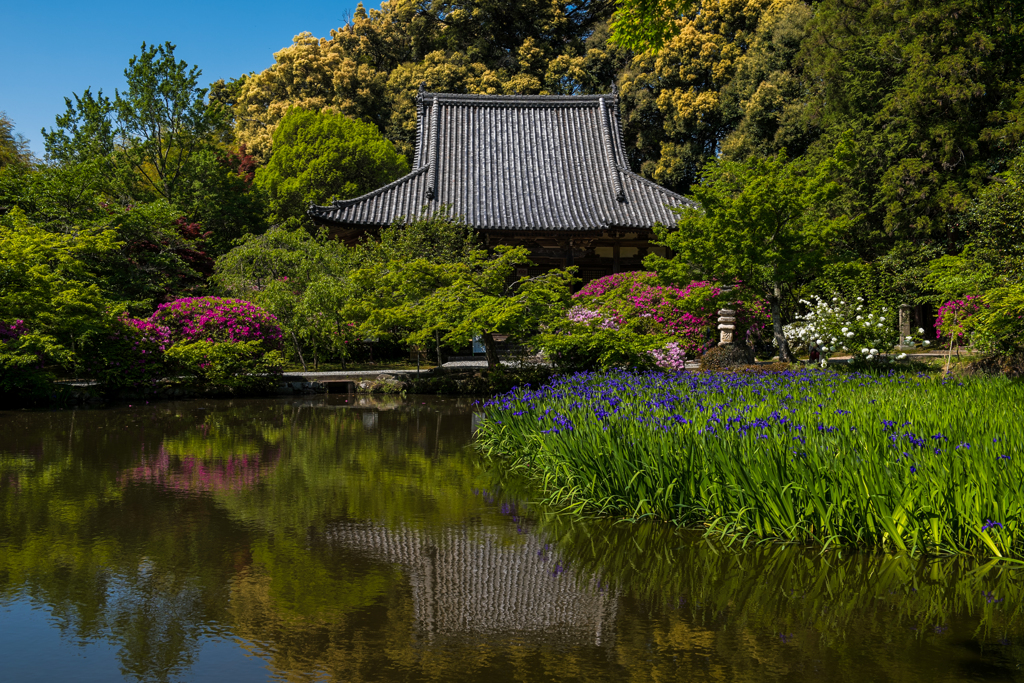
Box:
151;297;284;350
936;296;983;345
785;295;899;363
0;319;26;343
569;272;767;357
566;305;621;330
479;369;1024;556
647;342;687;371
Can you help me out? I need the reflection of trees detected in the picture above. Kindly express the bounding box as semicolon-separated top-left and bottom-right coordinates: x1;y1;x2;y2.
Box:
3;397;1023;682
534;512;1024;681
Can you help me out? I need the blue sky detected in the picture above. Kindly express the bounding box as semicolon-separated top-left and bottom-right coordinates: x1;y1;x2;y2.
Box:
1;0;373;158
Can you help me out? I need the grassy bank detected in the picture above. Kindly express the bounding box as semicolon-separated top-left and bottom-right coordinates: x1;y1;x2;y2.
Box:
476;369;1024;558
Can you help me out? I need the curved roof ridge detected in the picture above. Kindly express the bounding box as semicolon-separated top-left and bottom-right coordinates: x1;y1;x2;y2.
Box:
417;92;613;107
324;165;430;209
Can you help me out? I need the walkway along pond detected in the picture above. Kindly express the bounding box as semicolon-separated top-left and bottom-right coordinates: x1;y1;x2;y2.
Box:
1;395;1021;681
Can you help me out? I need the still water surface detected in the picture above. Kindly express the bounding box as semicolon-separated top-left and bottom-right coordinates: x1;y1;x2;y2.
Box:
0;395;1021;682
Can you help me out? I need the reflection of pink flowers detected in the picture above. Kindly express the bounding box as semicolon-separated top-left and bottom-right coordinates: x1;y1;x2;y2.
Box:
120;445;278;493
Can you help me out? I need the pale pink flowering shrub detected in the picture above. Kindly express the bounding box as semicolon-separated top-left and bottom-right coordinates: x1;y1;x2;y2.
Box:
566;306;623;330
151;297;284;350
647;342;688;371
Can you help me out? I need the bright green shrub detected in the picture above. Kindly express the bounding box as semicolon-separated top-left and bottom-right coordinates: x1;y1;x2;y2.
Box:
166;341;283;393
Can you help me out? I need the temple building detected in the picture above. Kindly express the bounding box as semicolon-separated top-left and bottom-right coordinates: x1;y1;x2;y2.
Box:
308;88;695;282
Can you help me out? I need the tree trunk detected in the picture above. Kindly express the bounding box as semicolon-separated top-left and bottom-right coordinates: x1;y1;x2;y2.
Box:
770;282;794;362
481;332;500;369
289;330;307;371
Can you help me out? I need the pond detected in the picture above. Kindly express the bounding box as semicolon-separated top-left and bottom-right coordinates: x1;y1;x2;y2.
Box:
0;395;1021;682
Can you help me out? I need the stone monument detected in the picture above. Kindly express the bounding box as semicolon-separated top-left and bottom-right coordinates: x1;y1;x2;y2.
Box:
717;309;736;346
899;304;912;347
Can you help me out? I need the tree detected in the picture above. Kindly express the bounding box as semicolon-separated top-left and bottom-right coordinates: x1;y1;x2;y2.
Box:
0;209;123;374
213;225;354;369
617;0;774;193
254;108;409;225
0;112;32;170
644;146;853;361
359;245;574;368
799;0;1024;249
114;42;230;202
609;0;693;53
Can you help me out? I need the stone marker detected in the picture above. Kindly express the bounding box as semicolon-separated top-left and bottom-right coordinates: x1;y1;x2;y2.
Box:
717;309;736;347
899;304;911;347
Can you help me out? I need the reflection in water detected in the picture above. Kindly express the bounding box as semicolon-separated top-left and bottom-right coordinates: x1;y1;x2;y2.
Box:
0;396;1022;682
121;446;278;493
325;520;617;645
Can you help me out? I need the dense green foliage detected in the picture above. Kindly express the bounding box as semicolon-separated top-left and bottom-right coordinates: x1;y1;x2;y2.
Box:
348;216;574;368
4;0;1024;388
646;147;853;360
255;108;409;224
479;370;1024;557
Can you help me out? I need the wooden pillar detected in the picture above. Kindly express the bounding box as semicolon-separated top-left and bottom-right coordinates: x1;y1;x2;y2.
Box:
566;240;574;267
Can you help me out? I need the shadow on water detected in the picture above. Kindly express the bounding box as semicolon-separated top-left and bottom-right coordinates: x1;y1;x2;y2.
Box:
0;395;1022;682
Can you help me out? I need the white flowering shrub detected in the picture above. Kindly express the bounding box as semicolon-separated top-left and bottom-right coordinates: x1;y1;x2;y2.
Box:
784;295;900;364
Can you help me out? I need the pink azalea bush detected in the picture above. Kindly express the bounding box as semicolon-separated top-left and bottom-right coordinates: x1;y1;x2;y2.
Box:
151;297;284;350
647;342;688;371
572;272;767;357
541;272;768;371
936;296;984;346
0;320;26;342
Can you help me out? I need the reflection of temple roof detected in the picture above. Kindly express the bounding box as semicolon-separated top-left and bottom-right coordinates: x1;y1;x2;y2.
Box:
308;92;694;234
324;521;616;645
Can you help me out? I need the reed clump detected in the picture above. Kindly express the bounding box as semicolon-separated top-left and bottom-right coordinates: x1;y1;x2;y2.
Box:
476;369;1024;558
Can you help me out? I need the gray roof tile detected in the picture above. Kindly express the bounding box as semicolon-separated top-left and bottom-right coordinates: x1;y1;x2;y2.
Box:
308;92;696;231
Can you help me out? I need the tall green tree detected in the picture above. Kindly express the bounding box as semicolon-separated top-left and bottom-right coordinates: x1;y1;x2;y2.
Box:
800;0;1024;248
645;147;853;361
255;108;409;225
114;42;230;202
0;112;32;170
214;225;354;369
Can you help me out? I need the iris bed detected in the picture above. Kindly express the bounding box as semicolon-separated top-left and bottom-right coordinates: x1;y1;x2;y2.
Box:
477;369;1024;558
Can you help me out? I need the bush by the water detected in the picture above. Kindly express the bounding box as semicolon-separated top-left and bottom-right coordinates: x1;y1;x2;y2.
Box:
152;297;285;349
478;369;1024;558
166;340;283;393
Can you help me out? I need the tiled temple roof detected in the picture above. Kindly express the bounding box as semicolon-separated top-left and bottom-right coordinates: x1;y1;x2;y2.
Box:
308;91;695;232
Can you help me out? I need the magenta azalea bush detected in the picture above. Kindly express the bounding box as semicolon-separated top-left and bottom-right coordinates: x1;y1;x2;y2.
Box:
151;297;284;350
936;296;984;346
0;319;27;342
572;272;767;357
82;316;173;388
540;272;768;371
